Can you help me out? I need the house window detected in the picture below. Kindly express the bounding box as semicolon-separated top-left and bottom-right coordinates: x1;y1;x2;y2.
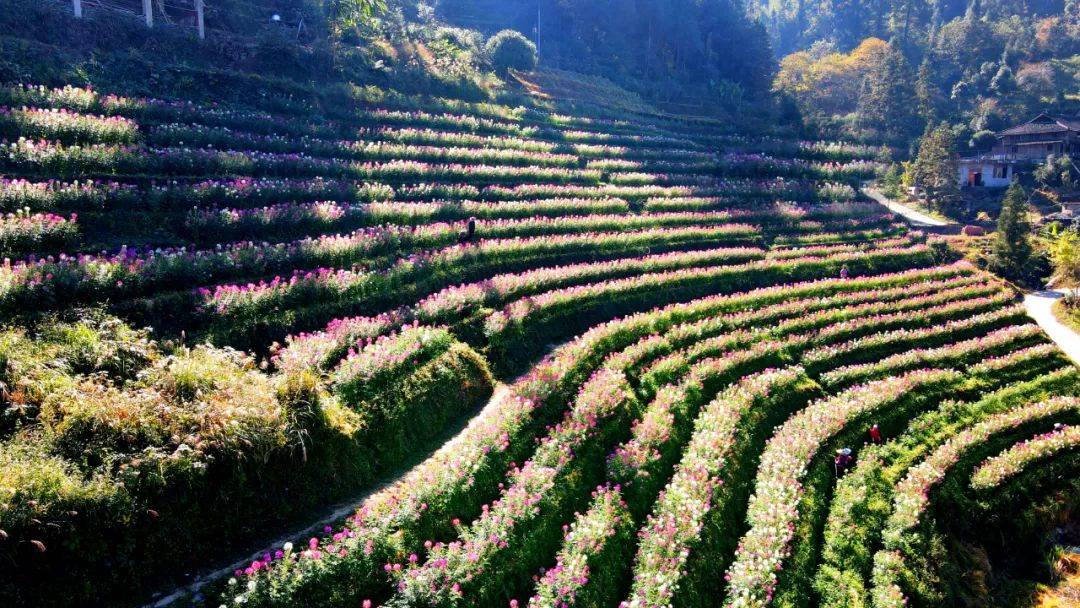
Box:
993;165;1008;179
1048;144;1055;152
1012;145;1018;153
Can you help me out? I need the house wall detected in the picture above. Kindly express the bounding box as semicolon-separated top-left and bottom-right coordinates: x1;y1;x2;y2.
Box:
958;162;1012;188
996;133;1080;161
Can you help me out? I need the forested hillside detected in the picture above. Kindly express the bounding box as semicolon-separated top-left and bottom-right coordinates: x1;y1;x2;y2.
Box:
435;0;777;110
766;0;1080;144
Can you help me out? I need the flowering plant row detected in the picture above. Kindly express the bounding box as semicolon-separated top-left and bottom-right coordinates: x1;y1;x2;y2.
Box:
820;324;1045;388
0;106;139;145
188;226;760;347
411;247;765;326
722;369;962;608
725;137;884;163
814;367;1080;608
147;123;585;168
718;153;884;181
266;226;766;371
225;265;972;607
390;367;639;606
378;127;715;162
610;340;783;515
0;223;457;315
870;396;1080;608
0;177;401;214
477;179;836;203
183;197;633;242
771;226;906;248
640;278;999;392
626;368;816;608
332;326;456;406
0;85;724;155
970;419;1080;489
526;485;634;608
0;208;79;257
0;140;606;185
801;299;1025;371
484;245;936;373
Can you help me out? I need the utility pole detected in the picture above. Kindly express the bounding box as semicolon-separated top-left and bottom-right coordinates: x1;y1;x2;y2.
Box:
195;0;205;39
72;0;82;18
536;0;541;61
143;0;153;27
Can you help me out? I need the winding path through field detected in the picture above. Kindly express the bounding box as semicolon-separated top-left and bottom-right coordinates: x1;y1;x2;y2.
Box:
145;383;512;608
862;186;953;228
1024;290;1080;366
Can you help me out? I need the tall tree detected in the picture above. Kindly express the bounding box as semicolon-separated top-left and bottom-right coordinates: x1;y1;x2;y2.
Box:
856;42;918;139
910;123;963;214
915;56;942;122
990;183;1036;283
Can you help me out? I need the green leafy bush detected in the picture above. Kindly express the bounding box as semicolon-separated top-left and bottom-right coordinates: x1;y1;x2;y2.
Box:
485;30;538;76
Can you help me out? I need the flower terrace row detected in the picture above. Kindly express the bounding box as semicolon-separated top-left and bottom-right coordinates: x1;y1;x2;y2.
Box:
0;176;851;216
223;263;984;605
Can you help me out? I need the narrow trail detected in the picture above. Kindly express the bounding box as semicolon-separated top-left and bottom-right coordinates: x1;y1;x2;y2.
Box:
1024;290;1080;366
145;383;512;608
862;186;953;228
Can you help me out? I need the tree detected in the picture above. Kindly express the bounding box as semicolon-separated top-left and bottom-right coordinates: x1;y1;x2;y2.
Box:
326;0;387;30
1047;228;1080;304
989;183;1037;284
910;123;963;215
856;42;918;139
1034;154;1078;189
485;29;537;75
915;57;942;123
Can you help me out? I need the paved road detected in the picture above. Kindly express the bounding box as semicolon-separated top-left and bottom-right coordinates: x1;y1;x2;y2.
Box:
1024;290;1080;366
862;187;953;228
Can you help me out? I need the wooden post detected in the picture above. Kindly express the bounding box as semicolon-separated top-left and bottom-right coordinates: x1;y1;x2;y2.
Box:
143;0;153;27
195;0;205;39
73;0;83;18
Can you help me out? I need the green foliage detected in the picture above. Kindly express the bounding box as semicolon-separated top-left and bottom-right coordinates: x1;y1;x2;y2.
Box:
909;123;963;215
1047;228;1080;297
0;314;494;607
1034;153;1078;188
989;183;1038;284
484;29;537;76
325;0;388;30
856;44;920;139
440;0;776;101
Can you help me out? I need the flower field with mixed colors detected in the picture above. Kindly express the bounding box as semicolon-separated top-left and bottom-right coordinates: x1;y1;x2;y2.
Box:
0;79;1076;608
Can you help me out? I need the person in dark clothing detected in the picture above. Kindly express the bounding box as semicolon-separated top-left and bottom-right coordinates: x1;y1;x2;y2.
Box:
458;217;478;244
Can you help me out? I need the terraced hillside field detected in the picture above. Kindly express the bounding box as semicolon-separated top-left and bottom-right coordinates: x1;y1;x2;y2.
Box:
0;82;1076;608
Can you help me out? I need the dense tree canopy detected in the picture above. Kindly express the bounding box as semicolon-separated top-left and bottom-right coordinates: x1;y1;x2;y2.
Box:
767;0;1080;145
435;0;777;100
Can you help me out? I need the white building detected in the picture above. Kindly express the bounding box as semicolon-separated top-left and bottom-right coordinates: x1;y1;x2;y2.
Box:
958;155;1015;188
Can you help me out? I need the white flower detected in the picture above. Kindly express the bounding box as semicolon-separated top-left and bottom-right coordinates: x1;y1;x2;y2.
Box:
247;580;257;592
227;578;237;586
283;541;294;552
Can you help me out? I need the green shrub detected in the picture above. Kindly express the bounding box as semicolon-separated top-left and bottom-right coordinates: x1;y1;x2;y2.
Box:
485;30;538;76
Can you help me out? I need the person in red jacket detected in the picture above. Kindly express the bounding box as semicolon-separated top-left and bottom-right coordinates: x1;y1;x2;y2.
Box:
869;424;882;444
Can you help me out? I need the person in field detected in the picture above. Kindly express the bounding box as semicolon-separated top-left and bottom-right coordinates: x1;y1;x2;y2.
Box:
834;448;853;476
869;424;882;444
